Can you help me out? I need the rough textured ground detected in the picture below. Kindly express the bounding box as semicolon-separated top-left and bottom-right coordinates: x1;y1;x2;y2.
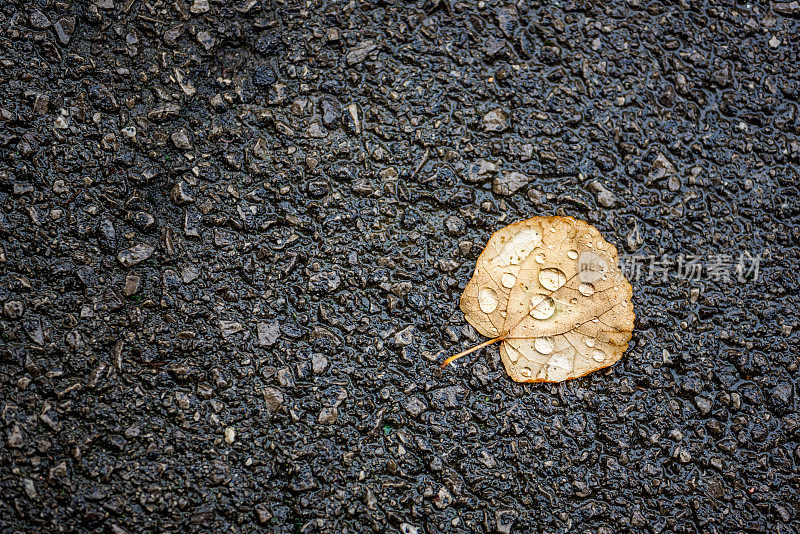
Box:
1;0;799;532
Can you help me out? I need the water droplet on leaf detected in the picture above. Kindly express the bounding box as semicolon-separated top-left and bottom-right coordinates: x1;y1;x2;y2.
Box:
539;268;566;291
478;287;499;314
578;282;595;296
501;272;517;288
534;337;554;354
530;294;555;320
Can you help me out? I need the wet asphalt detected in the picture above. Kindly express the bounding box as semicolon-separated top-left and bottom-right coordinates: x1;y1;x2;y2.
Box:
1;0;799;532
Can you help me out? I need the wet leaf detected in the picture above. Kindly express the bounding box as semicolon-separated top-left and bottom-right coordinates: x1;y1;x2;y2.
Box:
443;216;634;382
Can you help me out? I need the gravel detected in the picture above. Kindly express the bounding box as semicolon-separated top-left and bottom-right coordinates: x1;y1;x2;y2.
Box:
492;170;531;196
1;0;799;532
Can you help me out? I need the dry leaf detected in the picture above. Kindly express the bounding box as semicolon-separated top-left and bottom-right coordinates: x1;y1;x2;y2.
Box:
443;216;634;383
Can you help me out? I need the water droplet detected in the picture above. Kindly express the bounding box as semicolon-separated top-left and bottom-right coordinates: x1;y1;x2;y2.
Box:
585;338;596;348
570;297;578;305
529;294;555;320
501;272;517;288
534;337;554;355
567;249;578;260
520;368;531;378
546;354;573;381
534;252;545;264
506;345;519;363
578;282;595;296
505;343;522;363
478;287;499;314
490;229;542;267
548;353;572;370
539;268;567;291
590;349;605;362
592;316;600;323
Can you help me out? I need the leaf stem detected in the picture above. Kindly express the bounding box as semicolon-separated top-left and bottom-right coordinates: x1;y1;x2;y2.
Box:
440;335;505;369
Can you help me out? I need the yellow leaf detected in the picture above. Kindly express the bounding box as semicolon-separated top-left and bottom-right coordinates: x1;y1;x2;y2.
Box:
443;216;635;383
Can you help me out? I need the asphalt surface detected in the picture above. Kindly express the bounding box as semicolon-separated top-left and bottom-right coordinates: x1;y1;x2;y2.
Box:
1;0;799;532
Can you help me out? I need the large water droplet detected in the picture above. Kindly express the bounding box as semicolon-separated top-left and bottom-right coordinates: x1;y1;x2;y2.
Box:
501;272;517;288
530;294;555;320
585;338;596;348
534;337;554;355
478;287;499;314
539;268;567;291
567;249;579;260
590;349;605;362
578;282;595;296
